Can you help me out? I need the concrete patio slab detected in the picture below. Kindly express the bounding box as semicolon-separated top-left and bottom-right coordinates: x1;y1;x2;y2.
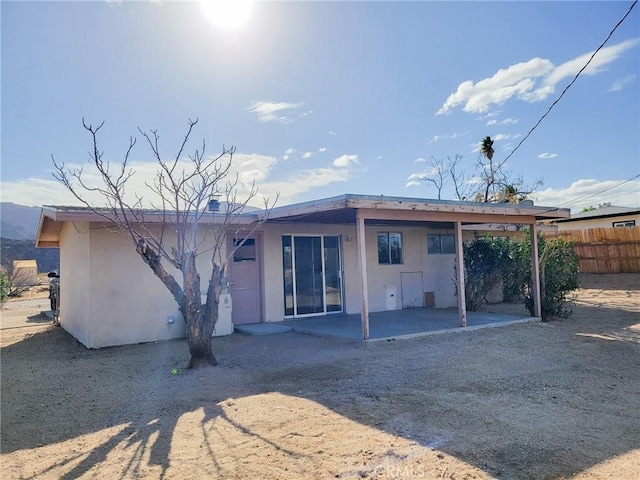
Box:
241;308;538;340
235;323;293;335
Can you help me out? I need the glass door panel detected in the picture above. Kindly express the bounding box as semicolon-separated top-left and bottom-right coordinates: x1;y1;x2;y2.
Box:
323;236;342;312
294;236;324;315
282;234;343;317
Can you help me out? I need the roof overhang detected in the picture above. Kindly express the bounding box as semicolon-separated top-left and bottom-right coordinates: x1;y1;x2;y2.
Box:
35;206;259;248
263;194;570;226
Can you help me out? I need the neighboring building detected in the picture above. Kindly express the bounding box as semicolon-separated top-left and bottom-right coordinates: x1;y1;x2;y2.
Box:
36;194;569;348
554;206;640;231
12;259;38;276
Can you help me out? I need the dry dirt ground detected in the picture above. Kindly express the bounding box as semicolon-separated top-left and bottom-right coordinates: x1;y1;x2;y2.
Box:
1;274;639;479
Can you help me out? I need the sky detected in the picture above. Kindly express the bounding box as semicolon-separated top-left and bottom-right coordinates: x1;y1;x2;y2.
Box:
1;0;639;213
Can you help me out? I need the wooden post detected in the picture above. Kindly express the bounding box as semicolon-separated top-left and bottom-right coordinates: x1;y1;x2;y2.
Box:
356;211;370;340
530;222;542;318
455;221;467;327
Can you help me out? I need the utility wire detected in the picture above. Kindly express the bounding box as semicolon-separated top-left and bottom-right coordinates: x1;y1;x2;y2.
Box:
500;0;638;166
550;173;640;209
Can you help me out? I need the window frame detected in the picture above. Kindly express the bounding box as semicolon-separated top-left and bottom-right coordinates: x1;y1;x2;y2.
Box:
613;220;636;227
427;233;456;255
377;232;403;265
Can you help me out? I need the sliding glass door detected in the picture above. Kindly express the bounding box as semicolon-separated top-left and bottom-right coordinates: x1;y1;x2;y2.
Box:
282;235;343;317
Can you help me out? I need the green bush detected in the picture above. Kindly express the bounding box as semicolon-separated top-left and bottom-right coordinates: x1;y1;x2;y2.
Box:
462;236;510;311
0;271;8;303
524;234;580;320
461;231;579;320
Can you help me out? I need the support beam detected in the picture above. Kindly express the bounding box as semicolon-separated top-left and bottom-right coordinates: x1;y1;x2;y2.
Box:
356;211;370;340
530;222;542;318
455;221;467;327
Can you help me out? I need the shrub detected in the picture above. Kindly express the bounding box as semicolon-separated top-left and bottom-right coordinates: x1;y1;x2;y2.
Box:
524;234;579;320
462;236;510;311
0;271;8;303
461;231;579;320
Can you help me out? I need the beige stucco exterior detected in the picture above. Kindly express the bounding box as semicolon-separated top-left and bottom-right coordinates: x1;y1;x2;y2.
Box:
38;195;569;347
57;222;233;348
260;224;488;323
556;213;640;231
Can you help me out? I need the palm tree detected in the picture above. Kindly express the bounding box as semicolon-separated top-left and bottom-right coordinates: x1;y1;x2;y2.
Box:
480;136;494;160
480;136;495;202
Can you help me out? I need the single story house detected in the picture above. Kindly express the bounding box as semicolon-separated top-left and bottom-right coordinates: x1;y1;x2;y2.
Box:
36;194;569;348
554;205;640;230
12;259;38;276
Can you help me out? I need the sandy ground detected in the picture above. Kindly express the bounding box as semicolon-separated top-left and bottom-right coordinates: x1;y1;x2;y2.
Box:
1;274;639;479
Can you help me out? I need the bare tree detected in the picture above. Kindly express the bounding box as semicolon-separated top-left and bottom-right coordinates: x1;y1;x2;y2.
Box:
52;119;276;368
0;258;37;298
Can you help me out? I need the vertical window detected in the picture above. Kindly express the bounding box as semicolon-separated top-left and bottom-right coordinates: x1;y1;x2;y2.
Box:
377;232;402;264
428;234;456;254
282;235;294;316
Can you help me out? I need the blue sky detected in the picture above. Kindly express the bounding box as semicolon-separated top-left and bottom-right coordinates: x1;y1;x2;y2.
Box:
2;0;639;212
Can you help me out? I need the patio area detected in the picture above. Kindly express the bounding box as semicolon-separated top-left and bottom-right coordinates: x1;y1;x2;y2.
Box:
235;307;537;341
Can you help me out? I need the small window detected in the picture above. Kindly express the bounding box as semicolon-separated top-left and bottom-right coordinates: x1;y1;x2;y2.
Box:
613;220;635;227
233;238;256;262
428;234;456;254
377;232;402;264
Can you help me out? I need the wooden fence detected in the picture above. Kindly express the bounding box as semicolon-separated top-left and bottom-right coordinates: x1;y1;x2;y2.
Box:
543;226;640;273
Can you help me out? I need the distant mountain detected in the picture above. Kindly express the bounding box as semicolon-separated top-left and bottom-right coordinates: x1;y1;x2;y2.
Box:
1;203;42;239
1;238;60;273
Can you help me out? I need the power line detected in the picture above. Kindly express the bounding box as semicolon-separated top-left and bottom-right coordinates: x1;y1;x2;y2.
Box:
500;0;638;166
542;173;640;211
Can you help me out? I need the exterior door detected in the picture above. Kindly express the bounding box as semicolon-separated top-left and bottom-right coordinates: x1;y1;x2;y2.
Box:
282;235;343;318
401;271;424;309
229;237;261;325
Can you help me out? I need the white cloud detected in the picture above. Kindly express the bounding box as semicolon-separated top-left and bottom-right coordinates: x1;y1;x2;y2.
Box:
413;157;426;163
537;152;558;159
501;118;518;125
247;101;303;123
328;130;337;136
318;147;327;152
332;154;359;168
492;133;510;141
535;178;640;212
486;119;497;126
1;153;279;208
256;168;351;205
609;73;637;92
437;39;640;114
427;131;469;144
302;152;314;159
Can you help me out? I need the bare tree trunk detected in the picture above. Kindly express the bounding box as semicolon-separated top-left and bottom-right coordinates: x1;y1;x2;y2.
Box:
182;253;218;368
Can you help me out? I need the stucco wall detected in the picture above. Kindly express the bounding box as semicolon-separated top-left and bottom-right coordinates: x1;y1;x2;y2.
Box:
261;223;461;323
86;227;186;348
557;214;640;231
60;222;229;348
59;222;91;346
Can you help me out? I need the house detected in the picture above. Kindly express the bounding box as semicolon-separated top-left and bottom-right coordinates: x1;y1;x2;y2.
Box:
12;259;38;276
554;206;640;230
36;194;569;348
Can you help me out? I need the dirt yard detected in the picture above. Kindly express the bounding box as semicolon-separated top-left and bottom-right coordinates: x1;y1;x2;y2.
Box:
1;274;638;479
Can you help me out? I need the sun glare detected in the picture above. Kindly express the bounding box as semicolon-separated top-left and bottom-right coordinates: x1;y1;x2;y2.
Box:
201;0;254;30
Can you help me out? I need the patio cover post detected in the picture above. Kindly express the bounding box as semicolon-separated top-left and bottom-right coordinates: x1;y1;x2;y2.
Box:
455;221;467;327
356;210;370;340
530;222;542;318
